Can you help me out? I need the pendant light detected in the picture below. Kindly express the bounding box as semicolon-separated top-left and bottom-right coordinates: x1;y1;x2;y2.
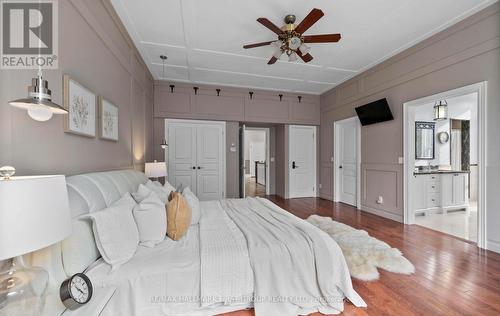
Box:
160;55;167;79
8;71;67;121
434;100;448;121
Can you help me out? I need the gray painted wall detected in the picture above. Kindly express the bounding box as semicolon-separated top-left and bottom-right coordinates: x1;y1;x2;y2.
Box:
319;3;500;251
0;0;154;176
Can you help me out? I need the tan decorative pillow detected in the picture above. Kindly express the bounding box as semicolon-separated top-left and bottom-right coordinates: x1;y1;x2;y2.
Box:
166;191;192;241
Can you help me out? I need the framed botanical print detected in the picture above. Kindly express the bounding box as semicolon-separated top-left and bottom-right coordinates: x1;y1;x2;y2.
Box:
98;97;119;141
63;75;97;137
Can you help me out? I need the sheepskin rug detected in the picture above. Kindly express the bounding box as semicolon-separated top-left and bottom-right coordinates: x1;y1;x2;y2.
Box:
307;215;415;281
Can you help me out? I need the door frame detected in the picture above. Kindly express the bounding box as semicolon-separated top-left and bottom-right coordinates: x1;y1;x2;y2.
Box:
333;116;362;209
165;119;226;198
288;125;317;199
244;127;271;196
403;81;487;249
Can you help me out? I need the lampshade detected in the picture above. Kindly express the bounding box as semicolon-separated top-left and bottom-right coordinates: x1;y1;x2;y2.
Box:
0;175;72;261
8;75;67;122
145;161;167;178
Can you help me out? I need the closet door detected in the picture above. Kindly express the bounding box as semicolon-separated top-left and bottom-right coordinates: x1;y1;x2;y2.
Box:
196;124;224;200
167;123;197;192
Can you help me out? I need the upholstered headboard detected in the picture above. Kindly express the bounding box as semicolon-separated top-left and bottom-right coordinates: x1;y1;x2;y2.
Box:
32;169;148;292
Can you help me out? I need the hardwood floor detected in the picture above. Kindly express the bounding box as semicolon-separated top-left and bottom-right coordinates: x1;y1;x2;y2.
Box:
244;175;266;197
221;196;500;316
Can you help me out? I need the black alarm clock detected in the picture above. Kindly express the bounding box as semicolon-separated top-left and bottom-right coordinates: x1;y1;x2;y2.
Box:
60;273;93;310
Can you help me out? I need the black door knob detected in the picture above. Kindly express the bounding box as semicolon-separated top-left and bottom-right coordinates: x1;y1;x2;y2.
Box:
192;166;196;169
339;165;343;169
197;166;201;169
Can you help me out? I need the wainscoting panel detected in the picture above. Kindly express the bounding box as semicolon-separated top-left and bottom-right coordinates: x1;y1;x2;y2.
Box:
193;95;244;121
244;98;290;122
362;163;403;222
154;88;192;117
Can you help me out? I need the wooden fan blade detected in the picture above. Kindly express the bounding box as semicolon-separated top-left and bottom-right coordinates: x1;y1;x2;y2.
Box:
296;50;313;63
267;56;279;65
257;18;284;35
303;34;341;43
294;8;324;35
243;41;275;49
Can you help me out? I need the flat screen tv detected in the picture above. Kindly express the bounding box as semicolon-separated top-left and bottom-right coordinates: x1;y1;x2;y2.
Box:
355;98;394;126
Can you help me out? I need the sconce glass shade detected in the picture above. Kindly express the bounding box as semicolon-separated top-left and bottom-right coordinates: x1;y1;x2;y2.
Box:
8;76;67;121
434;100;448;121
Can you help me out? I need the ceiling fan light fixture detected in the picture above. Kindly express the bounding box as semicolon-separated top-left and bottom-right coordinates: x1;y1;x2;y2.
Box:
288;36;302;50
272;46;282;59
288;52;298;62
299;43;310;55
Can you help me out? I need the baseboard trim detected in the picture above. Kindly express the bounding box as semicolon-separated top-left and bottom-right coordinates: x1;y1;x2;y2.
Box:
487;239;500;254
319;193;333;201
360;205;403;223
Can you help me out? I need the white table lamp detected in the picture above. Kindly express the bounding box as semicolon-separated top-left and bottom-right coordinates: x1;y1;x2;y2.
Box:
0;175;72;316
145;161;167;180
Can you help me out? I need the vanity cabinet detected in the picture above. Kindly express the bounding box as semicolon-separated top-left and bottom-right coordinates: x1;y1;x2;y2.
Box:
413;173;468;214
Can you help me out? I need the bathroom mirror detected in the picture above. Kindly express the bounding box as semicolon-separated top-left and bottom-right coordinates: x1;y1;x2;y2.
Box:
415;121;435;160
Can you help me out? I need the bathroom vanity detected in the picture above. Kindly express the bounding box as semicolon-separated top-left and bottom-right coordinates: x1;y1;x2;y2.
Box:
413;171;469;215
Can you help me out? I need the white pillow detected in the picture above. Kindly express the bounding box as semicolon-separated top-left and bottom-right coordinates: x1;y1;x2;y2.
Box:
133;191;167;248
132;183;153;203
145;180;175;204
183;187;200;225
83;193;139;271
164;181;176;195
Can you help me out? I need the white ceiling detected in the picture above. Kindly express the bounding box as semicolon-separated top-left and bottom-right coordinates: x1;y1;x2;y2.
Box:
111;0;496;95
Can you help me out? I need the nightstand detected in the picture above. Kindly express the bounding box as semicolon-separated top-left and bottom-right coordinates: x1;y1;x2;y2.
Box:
42;287;116;316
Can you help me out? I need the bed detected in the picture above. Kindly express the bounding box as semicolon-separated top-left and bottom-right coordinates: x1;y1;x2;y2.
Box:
42;169;365;315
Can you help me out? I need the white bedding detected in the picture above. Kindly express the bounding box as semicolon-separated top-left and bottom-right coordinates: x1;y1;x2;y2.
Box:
86;201;253;316
86;198;365;316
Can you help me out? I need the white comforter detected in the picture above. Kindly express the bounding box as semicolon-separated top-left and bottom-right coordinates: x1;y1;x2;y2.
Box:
86;198;365;316
219;198;366;315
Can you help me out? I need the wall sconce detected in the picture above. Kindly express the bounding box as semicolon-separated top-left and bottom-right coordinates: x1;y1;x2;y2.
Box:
298;96;302;103
193;87;199;95
279;94;283;102
434;100;448;121
160;139;168;149
249;91;254;100
216;89;221;96
169;85;175;93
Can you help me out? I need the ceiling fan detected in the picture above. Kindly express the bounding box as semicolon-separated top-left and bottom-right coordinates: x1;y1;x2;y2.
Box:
243;8;341;64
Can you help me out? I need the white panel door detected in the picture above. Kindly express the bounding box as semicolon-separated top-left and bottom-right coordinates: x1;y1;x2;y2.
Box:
289;125;316;198
167;123;197;192
338;120;358;206
196;124;224;200
166;119;225;201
